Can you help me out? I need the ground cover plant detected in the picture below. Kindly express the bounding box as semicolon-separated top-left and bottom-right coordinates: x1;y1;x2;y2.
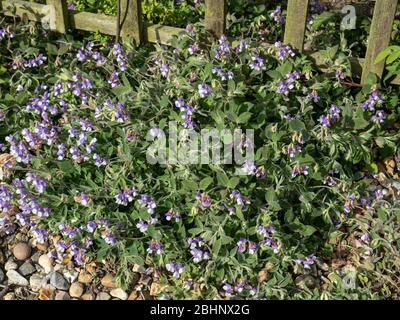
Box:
0;3;400;300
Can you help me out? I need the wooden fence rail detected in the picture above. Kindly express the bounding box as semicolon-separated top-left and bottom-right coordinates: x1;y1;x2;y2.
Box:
0;0;399;85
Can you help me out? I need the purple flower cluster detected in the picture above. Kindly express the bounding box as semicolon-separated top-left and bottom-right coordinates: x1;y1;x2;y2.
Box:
212;67;233;81
166;262;185;278
286;143;302;158
115;187;139;206
277;71;301;97
371;110;385;125
76;42;106;66
307;90;320;103
0;28;14;40
113;43;128;71
236;237;257;255
319;104;341;127
16;54;47;69
361;89;383;112
249;55;266;71
196;192;211;208
222;280;257;298
295;254;317;269
198;83;212;98
235;39;249;54
215;35;232;61
108;71;121;88
165;208;181;222
147;240;164;255
175;97;196;128
274;41;295;61
291;164;309;178
25;172;48;193
257;225;279;252
188;237;210;263
6;135;32;163
270;7;285;24
344;194;357;214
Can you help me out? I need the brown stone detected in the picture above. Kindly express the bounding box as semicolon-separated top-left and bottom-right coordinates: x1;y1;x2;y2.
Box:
12;242;31;261
100;273;118;289
78;271;93;284
81;292;95;300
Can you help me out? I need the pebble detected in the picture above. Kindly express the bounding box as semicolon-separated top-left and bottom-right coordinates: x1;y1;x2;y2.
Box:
50;272;69;290
100;273;118;289
69;282;84;298
128;291;138;300
30;251;42;263
6;270;29;286
38;254;53;273
55;291;71;300
96;292;111;300
110;288;128;300
12;242;31;261
0;268;4;283
78;272;93;284
3;293;15;300
18;261;36;276
29;274;45;292
64;270;79;283
81;292;94;300
5;259;18;271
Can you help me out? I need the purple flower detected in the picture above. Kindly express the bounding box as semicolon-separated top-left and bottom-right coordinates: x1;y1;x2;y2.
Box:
136;220;148;233
361;89;383;111
249;55;265;71
361;233;370;242
371;110;385;124
248;242;257;255
147;240;164;254
166;262;185;278
87;221;97;233
237;237;247;253
274;41;295;60
242;160;256;175
198;83;212;98
160;64;169;78
222;281;234;297
270;7;285;24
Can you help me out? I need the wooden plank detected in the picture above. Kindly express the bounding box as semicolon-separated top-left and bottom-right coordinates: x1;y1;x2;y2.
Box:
46;0;69;33
283;0;310;52
147;24;185;44
70;11;117;36
205;0;226;38
1;0;53;27
120;0;144;44
361;0;398;84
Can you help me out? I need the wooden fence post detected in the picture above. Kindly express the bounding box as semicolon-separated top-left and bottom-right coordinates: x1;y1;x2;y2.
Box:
47;0;69;33
361;0;398;85
120;0;144;44
205;0;227;38
283;0;309;52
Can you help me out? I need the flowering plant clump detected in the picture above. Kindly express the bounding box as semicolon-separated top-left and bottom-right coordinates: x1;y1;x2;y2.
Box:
1;15;400;300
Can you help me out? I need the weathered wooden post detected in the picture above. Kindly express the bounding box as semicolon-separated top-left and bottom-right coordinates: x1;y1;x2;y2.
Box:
120;0;144;44
47;0;69;33
361;0;398;85
205;0;227;38
283;0;310;52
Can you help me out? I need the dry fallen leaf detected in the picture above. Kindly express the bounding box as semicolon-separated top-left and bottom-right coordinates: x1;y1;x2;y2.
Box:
38;287;53;300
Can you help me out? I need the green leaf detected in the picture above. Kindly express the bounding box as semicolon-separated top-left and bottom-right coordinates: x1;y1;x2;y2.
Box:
212;238;222;258
216;171;229;187
199;177;213;190
289;119;306;132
